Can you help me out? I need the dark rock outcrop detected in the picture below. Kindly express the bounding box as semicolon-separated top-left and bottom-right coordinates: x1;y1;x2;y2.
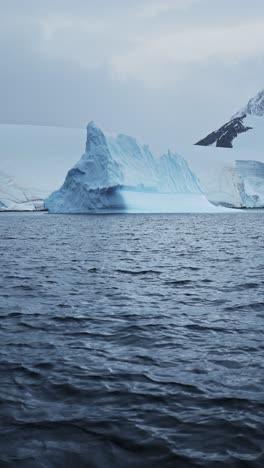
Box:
195;115;252;148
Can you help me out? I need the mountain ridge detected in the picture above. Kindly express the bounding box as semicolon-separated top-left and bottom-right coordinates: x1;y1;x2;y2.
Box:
195;89;264;148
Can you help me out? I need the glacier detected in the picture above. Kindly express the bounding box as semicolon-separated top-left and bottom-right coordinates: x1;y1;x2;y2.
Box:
45;122;226;214
0;172;45;211
182;145;264;209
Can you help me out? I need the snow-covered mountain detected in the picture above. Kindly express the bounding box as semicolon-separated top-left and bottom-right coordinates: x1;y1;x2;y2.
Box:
46;122;225;213
236;89;264;118
0;172;45;211
181;88;264;208
195;89;264;149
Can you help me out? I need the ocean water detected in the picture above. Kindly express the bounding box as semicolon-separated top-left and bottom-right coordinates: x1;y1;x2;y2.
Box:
0;212;264;468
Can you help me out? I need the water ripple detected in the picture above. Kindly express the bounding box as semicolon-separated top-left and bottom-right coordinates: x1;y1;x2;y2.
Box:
0;212;264;467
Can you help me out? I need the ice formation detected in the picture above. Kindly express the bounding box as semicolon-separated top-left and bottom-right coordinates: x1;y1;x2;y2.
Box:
184;146;264;208
236;160;264;208
45;122;223;214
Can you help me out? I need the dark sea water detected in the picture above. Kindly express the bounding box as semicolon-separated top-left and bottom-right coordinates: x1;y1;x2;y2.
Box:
0;212;264;468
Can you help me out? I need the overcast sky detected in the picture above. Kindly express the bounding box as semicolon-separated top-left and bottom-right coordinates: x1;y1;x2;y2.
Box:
1;0;264;153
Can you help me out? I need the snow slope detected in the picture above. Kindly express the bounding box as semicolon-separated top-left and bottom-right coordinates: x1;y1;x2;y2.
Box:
235;89;264;118
46;122;225;214
195;89;264;151
0;172;45;211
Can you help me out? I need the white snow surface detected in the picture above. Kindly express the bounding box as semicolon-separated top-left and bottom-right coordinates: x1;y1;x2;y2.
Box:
46;122;227;213
235;89;264;118
0;172;45;211
182;143;264;208
230;88;264;153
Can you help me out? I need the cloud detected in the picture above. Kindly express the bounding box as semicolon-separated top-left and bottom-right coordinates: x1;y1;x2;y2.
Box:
139;0;199;18
4;0;263;89
0;0;264;151
111;20;264;86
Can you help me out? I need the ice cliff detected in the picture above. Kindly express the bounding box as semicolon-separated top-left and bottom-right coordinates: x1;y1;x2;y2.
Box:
236;160;264;208
45;122;221;213
184;146;264;209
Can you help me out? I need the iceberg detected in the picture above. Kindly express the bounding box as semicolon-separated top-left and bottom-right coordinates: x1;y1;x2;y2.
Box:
236;160;264;208
182;145;264;209
3;118;262;212
45;122;223;214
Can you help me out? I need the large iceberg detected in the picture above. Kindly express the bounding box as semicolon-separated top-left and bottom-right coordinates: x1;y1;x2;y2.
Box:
45;122;223;214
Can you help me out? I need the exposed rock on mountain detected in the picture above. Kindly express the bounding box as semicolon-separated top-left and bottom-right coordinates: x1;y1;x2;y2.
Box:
195;89;264;148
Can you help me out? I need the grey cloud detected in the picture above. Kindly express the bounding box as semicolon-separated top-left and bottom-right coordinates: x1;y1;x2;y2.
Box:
1;0;264;153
